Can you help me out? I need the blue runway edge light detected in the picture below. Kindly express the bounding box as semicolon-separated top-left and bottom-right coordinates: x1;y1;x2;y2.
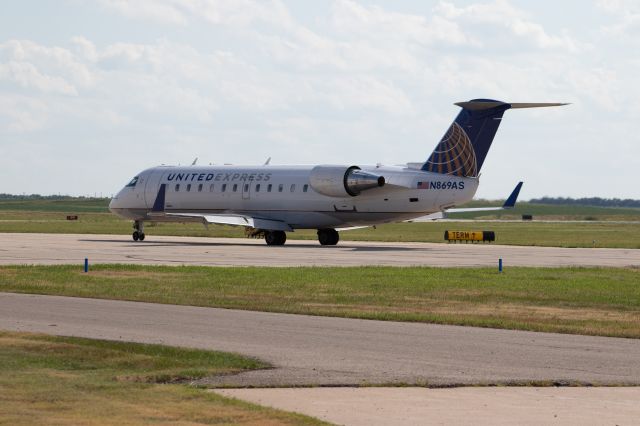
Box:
84;258;88;273
499;258;503;272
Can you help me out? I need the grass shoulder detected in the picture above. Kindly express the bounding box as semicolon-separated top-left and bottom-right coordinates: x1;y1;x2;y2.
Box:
0;330;326;425
1;210;640;248
2;265;639;338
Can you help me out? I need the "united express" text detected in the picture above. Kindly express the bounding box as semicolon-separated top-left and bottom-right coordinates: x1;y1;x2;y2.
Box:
166;172;272;183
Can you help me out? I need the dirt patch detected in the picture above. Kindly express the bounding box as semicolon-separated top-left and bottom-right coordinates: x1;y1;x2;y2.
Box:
444;303;640;323
300;301;640;331
0;267;19;277
80;270;183;280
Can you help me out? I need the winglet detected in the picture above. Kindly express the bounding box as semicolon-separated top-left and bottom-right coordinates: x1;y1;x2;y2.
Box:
152;184;166;212
502;182;523;208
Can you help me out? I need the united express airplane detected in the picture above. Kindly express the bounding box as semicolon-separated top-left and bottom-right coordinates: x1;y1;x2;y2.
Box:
109;99;565;245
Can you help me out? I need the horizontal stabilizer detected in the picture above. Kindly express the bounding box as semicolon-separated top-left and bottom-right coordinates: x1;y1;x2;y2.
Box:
454;101;569;111
509;103;570;109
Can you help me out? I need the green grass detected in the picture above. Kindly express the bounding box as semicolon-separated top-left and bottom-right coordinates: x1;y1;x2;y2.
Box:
2;265;639;338
452;200;640;221
3;197;639;221
1;196;639;248
1;210;640;248
0;197;110;213
0;331;326;425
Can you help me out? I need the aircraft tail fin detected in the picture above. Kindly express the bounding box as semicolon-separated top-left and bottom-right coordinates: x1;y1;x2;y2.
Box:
422;100;567;177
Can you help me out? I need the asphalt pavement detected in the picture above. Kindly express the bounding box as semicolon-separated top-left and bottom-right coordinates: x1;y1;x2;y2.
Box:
2;292;639;387
1;233;638;267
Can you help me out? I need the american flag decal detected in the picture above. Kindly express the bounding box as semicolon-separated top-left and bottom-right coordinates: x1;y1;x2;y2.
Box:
417;181;429;189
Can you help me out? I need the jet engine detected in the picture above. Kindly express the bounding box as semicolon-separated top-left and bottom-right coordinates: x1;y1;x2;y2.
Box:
309;165;385;197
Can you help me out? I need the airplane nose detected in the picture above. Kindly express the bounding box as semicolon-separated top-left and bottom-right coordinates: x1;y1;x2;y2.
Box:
108;197;119;212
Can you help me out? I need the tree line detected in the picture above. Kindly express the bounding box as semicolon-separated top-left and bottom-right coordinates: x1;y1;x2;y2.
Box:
529;197;640;208
0;194;108;201
1;193;638;208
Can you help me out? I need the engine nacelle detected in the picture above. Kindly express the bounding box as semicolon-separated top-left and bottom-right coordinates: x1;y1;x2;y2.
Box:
309;165;385;197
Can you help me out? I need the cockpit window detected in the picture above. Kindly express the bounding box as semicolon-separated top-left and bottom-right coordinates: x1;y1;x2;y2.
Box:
125;176;139;187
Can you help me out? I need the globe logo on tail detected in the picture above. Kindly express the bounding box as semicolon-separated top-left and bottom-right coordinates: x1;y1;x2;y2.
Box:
424;122;478;178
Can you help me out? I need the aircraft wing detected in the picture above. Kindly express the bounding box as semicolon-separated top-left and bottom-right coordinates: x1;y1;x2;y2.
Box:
149;184;293;231
165;213;293;232
335;225;371;231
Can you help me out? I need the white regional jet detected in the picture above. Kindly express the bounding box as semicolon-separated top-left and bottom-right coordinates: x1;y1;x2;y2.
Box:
109;99;565;245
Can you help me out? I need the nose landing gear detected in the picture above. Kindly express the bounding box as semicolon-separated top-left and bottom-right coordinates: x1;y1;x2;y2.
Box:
132;221;145;242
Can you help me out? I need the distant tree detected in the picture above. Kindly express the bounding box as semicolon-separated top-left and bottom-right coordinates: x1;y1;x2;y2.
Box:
0;194;108;201
529;197;640;208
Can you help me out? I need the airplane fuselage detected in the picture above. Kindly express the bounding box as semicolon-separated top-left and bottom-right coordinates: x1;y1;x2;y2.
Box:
109;164;479;230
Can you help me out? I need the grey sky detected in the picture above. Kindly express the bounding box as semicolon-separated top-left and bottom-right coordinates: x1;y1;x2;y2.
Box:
1;0;638;199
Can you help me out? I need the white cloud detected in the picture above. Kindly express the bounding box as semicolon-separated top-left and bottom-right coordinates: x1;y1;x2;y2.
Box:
0;39;94;95
330;0;471;47
596;0;640;42
1;1;638;198
596;0;639;14
99;0;294;29
436;0;584;52
99;0;188;25
0;60;78;95
0;95;50;132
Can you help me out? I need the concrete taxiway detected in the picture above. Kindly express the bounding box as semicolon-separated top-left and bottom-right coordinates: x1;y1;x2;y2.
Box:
215;387;640;426
2;293;639;387
0;233;638;267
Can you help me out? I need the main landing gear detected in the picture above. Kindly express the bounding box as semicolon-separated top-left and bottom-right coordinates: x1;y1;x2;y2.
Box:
265;230;287;246
132;220;145;242
317;228;339;246
263;229;340;246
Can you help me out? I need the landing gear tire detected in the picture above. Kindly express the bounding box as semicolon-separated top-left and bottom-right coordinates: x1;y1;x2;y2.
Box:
265;230;287;246
132;221;145;242
318;228;339;246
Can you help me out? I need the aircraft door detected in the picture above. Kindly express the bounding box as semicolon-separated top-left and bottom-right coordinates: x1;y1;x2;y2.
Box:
144;170;166;208
242;180;251;200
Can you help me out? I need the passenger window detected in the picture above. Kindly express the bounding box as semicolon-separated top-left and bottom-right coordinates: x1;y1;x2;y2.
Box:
267;184;272;192
175;184;180;192
198;184;203;192
256;184;261;192
186;184;191;192
209;184;214;192
233;184;238;192
290;184;296;192
303;184;308;193
278;184;283;192
222;184;227;192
